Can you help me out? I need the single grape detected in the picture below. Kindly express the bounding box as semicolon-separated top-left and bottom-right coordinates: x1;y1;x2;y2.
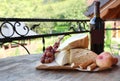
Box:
53;42;59;48
45;46;53;51
44;58;50;63
48;58;53;63
46;52;53;57
41;57;45;63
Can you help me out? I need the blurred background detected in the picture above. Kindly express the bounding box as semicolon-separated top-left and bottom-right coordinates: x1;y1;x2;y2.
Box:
0;0;120;58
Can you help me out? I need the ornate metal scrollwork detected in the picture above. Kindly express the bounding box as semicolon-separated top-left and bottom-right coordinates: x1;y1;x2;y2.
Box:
0;21;30;38
14;21;29;37
77;21;89;31
0;21;14;38
0;18;90;54
69;21;89;32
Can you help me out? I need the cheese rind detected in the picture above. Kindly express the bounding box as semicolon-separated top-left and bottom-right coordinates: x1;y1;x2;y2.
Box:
58;34;89;51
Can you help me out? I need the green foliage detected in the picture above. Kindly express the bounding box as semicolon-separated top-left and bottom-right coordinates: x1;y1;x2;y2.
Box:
0;0;88;34
0;0;87;19
105;24;112;46
104;23;112;53
0;0;90;57
15;48;19;56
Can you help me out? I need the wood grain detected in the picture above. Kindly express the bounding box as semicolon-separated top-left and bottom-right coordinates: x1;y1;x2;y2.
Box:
0;54;120;81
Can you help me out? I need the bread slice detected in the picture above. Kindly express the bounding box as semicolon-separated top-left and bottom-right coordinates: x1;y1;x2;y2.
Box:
58;34;89;51
70;48;97;64
55;50;70;66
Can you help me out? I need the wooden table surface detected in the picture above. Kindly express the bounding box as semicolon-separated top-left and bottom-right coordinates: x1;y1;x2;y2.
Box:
0;54;120;81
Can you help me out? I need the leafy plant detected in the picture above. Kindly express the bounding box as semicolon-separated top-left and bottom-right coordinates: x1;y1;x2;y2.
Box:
105;24;112;47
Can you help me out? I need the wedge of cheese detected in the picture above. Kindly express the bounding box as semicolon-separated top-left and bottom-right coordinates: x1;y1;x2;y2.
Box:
57;34;89;51
55;50;70;66
70;48;97;64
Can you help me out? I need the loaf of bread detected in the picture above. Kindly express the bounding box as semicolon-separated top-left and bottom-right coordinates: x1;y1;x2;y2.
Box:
70;48;97;64
57;34;89;51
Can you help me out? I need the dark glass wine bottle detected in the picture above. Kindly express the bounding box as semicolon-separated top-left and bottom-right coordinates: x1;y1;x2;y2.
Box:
90;1;104;54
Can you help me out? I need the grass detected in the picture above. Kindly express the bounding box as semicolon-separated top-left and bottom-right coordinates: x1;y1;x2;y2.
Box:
104;38;120;55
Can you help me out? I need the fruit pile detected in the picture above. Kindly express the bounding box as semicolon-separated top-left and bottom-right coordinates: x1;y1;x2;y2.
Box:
41;42;60;63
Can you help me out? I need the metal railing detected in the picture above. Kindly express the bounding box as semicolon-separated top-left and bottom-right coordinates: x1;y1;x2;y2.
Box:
1;18;120;55
0;18;90;54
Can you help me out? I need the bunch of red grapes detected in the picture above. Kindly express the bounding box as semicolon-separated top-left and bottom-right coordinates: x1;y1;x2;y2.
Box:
41;42;60;63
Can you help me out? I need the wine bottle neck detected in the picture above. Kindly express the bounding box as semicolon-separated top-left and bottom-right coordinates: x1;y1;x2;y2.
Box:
94;1;100;17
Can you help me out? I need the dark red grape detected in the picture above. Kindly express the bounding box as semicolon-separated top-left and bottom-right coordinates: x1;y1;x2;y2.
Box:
41;57;45;63
48;58;53;63
44;58;50;63
45;46;53;51
46;52;53;57
43;53;46;57
53;42;59;49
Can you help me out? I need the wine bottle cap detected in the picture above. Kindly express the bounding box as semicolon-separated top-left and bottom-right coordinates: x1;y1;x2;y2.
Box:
94;1;100;6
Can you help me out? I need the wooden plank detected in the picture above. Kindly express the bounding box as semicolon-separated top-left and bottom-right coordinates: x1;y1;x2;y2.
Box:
0;54;120;81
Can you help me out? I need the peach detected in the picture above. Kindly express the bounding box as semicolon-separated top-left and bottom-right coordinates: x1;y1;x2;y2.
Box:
96;52;113;68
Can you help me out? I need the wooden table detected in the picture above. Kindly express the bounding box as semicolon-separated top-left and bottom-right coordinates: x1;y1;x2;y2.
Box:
0;54;120;81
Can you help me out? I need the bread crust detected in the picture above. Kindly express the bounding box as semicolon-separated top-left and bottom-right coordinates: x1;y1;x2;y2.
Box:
70;48;97;64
